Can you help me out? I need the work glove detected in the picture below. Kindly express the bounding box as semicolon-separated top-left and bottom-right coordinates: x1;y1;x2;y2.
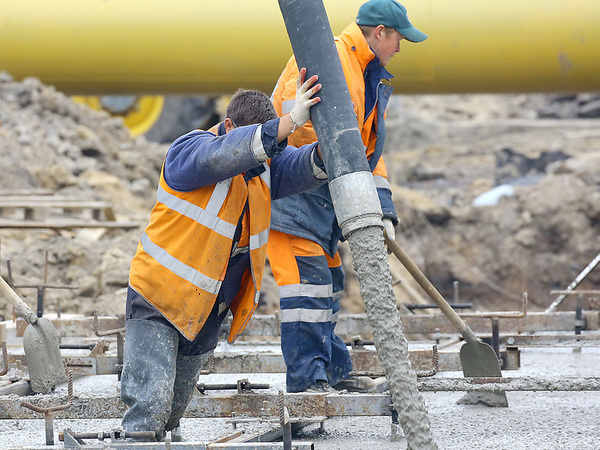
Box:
383;218;396;254
290;68;321;130
383;218;396;241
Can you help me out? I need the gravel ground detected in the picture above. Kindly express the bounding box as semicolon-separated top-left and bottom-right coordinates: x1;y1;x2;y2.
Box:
1;345;599;449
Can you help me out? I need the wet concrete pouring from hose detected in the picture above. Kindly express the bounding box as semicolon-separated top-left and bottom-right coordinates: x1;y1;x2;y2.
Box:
347;226;437;449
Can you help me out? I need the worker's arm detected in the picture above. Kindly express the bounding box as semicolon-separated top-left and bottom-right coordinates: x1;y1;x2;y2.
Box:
164;68;321;191
270;142;327;200
272;45;365;149
162;121;288;191
271;66;327;198
272;60;320;148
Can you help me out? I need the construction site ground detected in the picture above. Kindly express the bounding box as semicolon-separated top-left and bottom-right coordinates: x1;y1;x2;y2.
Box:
1;338;599;449
1;73;600;449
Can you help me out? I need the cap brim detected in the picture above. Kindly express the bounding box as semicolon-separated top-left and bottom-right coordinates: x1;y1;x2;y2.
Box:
398;27;428;43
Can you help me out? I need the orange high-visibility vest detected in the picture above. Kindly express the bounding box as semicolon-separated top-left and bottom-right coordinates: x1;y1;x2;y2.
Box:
271;22;389;181
129;163;271;342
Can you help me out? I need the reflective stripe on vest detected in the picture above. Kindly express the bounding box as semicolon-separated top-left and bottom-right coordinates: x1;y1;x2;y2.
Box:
250;228;270;251
156;180;236;239
140;231;222;295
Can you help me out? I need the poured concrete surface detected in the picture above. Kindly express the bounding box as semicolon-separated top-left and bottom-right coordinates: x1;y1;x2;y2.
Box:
1;346;599;449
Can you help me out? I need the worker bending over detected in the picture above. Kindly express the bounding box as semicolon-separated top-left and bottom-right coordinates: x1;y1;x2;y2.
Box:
121;69;324;440
268;0;428;393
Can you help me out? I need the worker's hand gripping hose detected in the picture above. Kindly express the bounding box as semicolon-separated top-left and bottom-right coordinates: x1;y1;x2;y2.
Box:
290;68;321;130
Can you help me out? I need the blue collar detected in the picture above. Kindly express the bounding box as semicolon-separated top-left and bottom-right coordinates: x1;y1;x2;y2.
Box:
364;57;393;119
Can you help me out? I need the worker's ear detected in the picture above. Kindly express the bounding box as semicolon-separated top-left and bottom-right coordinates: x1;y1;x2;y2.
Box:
224;118;235;133
374;24;386;41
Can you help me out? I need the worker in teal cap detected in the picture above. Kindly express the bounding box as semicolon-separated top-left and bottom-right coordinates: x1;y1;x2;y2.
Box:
268;0;428;394
357;0;427;43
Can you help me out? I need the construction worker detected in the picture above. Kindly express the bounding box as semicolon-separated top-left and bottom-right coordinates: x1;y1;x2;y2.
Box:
268;0;428;393
121;68;325;440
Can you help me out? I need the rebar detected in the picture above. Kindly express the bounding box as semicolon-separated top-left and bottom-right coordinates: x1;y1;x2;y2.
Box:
402;303;472;312
93;309;125;336
350;345;439;378
278;390;292;450
459;291;528;319
21;369;73;445
199;351;215;375
416;345;439;378
418;376;600;392
0;341;7;376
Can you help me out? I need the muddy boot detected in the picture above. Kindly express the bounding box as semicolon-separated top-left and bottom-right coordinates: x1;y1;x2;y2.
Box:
164;353;208;433
304;380;336;393
121;319;179;441
332;376;377;393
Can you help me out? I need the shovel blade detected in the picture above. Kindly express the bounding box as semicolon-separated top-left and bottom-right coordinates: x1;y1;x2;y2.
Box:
23;317;67;393
460;340;502;377
459;340;508;407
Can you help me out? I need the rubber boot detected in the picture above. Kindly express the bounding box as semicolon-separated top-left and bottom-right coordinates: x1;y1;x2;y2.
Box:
121;319;179;441
165;353;208;433
332;375;377;393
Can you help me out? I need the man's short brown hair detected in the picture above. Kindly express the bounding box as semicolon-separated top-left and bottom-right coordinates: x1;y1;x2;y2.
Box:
226;89;277;127
358;24;396;38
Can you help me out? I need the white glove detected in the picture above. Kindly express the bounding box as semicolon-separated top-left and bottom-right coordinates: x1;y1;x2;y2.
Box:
289;69;321;130
383;218;396;241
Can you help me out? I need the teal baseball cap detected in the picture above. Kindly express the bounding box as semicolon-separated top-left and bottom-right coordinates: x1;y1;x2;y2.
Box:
356;0;428;43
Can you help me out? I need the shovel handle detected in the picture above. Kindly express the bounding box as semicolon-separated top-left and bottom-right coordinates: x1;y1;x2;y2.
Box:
0;275;38;325
384;233;479;343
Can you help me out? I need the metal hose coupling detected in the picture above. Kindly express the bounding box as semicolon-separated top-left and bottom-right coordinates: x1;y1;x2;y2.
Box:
329;171;383;238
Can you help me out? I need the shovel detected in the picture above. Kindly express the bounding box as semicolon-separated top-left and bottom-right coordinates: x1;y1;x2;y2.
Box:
384;233;507;405
0;275;66;393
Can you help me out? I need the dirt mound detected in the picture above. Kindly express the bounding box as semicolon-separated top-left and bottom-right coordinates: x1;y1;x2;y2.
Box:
370;94;600;313
0;73;167;319
1;73;599;322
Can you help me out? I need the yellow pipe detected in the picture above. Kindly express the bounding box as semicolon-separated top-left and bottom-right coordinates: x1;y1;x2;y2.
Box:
0;0;598;95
